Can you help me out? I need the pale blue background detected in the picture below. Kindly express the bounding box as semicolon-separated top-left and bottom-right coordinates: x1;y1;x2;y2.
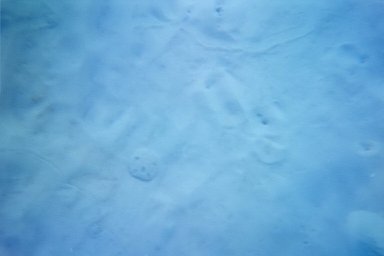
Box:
1;0;384;255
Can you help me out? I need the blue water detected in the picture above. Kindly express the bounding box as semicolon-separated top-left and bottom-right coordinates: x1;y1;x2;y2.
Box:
1;1;383;255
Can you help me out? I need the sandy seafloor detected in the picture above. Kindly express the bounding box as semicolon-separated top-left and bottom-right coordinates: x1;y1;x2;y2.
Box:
0;0;384;255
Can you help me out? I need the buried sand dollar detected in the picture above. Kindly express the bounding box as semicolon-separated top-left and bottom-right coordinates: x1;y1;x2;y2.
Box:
254;138;287;164
128;148;160;182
